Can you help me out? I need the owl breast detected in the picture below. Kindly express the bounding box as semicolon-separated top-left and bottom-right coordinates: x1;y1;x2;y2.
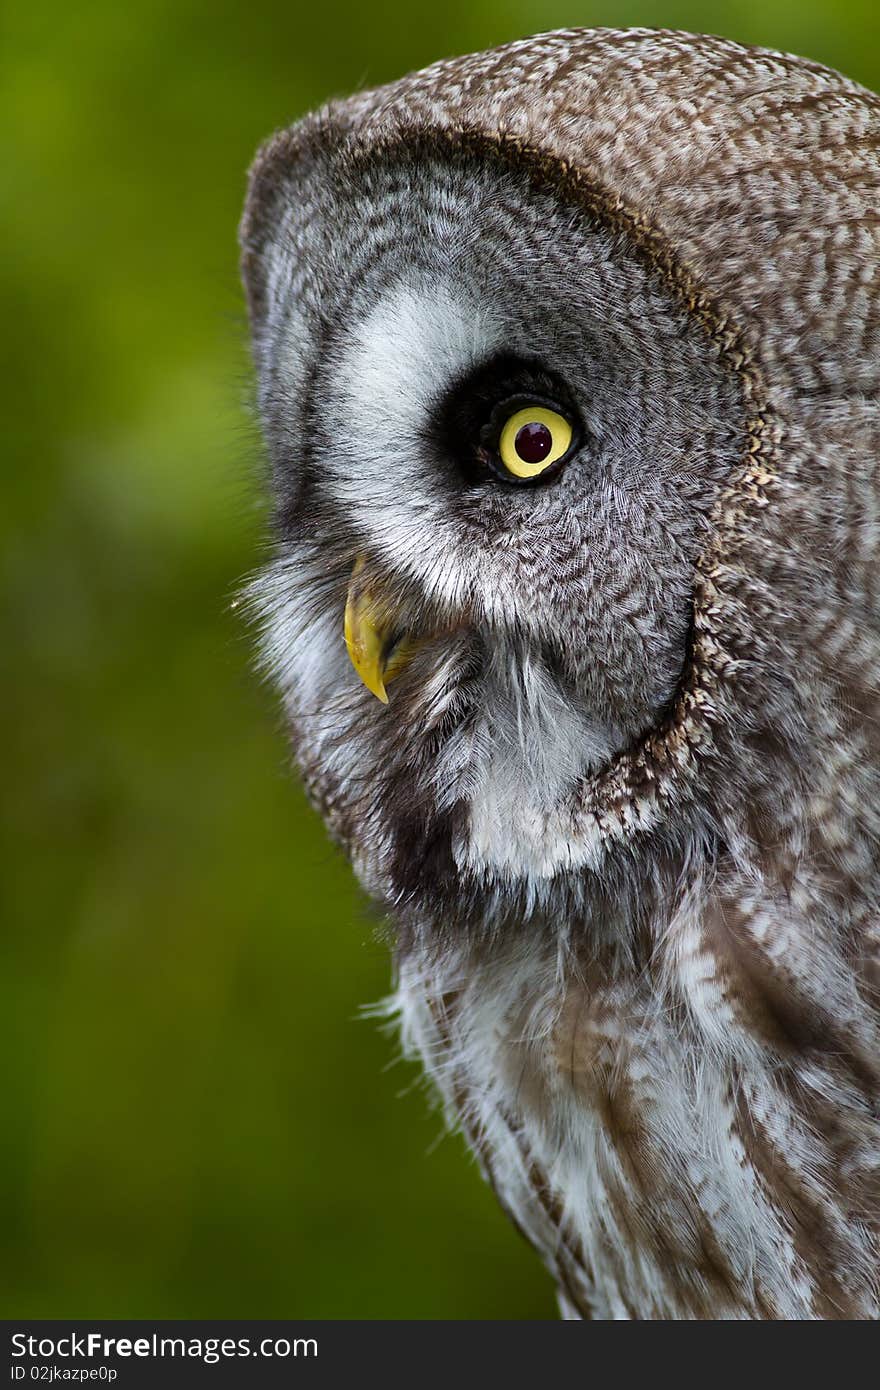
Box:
396;858;880;1319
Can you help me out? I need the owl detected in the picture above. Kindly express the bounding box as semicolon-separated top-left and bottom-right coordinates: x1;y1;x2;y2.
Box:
240;29;880;1318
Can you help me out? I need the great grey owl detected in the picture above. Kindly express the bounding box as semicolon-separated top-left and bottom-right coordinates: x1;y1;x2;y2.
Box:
240;28;880;1318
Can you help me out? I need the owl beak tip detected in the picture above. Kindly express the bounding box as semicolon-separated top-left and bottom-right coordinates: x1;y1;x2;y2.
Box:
344;560;394;705
344;621;390;705
357;659;390;705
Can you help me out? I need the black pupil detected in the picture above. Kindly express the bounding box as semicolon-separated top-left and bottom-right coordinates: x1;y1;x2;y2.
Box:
514;421;553;464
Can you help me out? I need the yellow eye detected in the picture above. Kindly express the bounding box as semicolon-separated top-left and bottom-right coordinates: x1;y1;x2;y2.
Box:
497;406;573;479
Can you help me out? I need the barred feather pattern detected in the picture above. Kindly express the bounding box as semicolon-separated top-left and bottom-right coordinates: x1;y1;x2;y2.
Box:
241;30;880;1317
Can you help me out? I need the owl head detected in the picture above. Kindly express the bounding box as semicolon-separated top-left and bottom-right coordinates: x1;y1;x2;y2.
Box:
241;30;880;937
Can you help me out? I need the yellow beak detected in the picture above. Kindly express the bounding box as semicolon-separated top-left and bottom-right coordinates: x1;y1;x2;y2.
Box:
344;557;415;704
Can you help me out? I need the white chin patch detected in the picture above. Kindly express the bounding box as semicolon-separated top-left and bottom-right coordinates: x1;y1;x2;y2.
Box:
460;648;621;880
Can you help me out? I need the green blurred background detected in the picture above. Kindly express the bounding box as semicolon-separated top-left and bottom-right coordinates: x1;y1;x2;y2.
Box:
2;0;877;1320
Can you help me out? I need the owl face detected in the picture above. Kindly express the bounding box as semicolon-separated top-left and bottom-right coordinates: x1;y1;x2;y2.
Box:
249;132;745;903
